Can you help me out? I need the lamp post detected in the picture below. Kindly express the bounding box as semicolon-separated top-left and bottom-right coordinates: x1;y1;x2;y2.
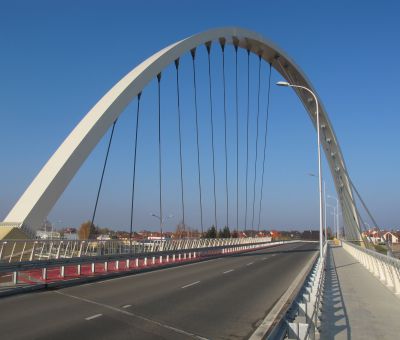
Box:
277;81;323;261
327;195;339;239
309;173;327;244
151;213;174;240
327;204;337;240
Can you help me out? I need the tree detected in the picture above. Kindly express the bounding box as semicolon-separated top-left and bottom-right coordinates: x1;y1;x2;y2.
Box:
205;225;217;238
78;221;96;240
174;221;187;239
218;226;231;239
231;230;239;238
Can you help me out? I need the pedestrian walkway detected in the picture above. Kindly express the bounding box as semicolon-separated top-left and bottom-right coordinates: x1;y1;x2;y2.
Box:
321;245;400;339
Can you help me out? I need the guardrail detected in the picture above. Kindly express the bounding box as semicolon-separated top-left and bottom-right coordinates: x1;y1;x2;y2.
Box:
0;239;285;294
251;241;326;340
0;237;271;263
342;240;400;295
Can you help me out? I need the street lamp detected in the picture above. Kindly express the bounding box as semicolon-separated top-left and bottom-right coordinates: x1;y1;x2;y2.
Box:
151;213;174;239
308;173;327;244
277;81;324;261
327;204;337;240
327;195;339;239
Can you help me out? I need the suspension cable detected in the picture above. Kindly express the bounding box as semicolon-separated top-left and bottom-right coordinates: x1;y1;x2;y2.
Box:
220;39;229;229
175;59;185;228
130;93;142;245
90;119;117;230
244;49;250;232
251;55;262;230
234;43;239;234
206;43;218;230
157;73;163;237
257;63;272;230
191;49;204;234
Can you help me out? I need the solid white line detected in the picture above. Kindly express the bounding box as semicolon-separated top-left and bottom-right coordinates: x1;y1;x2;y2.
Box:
223;269;234;274
85;313;102;320
246;262;254;266
181;281;200;289
122;304;131;309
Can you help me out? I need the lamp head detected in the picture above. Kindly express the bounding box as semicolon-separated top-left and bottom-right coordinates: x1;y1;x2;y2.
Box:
276;81;290;87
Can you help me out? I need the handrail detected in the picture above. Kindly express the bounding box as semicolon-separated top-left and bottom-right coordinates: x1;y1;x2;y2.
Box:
0;237;272;263
342;240;400;295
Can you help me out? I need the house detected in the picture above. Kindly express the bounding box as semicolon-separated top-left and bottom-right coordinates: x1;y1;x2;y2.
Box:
383;231;400;244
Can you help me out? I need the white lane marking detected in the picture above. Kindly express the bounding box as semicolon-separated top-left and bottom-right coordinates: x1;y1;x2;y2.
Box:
85;314;102;321
262;257;268;260
271;254;277;257
122;304;131;309
55;291;207;339
246;262;254;266
223;269;234;274
181;281;200;289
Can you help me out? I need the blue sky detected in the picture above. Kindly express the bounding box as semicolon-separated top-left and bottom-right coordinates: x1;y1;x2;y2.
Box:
0;1;399;231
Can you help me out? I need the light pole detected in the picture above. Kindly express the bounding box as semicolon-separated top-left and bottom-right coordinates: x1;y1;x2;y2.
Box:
151;213;173;239
277;81;323;261
327;204;337;240
327;195;339;239
309;173;327;243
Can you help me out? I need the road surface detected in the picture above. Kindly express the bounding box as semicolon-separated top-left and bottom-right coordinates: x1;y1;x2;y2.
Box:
0;242;317;339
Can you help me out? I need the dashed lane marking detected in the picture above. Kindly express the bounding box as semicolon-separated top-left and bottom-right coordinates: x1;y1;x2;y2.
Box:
54;291;208;339
85;314;102;321
181;281;201;289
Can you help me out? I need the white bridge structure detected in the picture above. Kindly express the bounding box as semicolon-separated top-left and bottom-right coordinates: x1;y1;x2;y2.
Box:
0;27;398;340
1;27;363;242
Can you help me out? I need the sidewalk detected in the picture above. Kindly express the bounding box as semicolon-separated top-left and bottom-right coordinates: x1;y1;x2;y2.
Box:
320;245;400;340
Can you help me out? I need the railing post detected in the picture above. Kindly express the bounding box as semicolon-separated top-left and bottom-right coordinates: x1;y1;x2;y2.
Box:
42;267;47;281
13;271;18;285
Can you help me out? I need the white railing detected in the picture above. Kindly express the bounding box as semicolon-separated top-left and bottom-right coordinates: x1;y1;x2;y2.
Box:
250;241;326;340
0;238;284;292
342;240;400;295
0;237;272;263
285;242;327;339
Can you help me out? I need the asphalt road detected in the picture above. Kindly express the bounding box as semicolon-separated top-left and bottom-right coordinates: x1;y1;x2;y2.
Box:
0;242;317;340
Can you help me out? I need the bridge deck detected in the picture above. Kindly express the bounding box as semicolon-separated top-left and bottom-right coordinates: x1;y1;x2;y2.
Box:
321;245;400;340
0;242;316;339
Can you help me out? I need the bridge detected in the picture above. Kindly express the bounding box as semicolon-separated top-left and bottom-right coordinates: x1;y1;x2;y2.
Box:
0;27;399;339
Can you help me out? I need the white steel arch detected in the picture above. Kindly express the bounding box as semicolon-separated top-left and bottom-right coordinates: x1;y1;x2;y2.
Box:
2;27;362;241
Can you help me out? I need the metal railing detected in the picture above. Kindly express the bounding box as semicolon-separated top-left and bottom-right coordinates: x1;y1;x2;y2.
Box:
0;237;272;263
252;241;327;339
342;240;400;295
0;238;283;292
284;242;327;339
